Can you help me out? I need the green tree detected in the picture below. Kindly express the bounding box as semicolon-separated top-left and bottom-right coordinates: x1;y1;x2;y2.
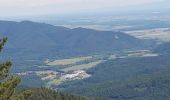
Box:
0;37;32;100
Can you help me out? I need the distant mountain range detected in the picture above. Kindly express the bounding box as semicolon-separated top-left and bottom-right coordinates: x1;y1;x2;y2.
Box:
0;20;149;59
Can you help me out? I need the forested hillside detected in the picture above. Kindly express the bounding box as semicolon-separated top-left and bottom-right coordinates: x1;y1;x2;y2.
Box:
154;42;170;54
64;69;170;100
0;20;149;59
60;55;170;100
28;88;100;100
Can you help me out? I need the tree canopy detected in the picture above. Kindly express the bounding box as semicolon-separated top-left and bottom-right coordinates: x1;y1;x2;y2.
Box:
0;37;31;100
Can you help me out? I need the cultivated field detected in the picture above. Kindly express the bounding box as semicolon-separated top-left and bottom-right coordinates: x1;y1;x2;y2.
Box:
47;56;92;66
61;60;104;72
125;28;170;42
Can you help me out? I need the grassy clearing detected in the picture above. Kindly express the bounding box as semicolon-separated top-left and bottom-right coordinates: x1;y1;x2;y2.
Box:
47;56;92;66
108;54;117;59
61;60;104;72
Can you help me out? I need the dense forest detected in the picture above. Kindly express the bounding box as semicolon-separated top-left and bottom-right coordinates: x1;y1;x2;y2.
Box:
63;69;170;100
60;54;170;100
0;21;149;60
154;42;170;54
28;88;100;100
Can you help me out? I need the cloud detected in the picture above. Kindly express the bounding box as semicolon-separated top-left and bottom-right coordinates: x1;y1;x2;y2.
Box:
0;0;166;17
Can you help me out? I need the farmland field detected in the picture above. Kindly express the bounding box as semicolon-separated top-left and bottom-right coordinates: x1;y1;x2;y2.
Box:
125;28;170;42
61;60;104;72
46;56;92;66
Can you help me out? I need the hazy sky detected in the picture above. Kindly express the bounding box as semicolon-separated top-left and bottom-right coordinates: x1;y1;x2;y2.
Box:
0;0;169;17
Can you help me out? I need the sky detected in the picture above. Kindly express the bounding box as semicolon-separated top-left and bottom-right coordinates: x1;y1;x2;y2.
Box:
0;0;169;18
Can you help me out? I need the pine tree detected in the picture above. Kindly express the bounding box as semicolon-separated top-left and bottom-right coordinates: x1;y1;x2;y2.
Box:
0;37;32;100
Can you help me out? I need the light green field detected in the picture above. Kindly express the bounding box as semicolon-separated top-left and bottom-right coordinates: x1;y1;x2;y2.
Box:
108;54;117;59
61;60;104;72
47;56;92;66
126;28;170;42
47;78;63;85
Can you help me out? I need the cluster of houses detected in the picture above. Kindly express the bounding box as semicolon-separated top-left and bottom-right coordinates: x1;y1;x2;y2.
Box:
61;70;91;80
16;70;91;81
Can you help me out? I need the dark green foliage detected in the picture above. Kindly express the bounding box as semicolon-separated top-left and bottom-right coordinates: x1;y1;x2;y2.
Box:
66;69;170;100
28;87;100;100
0;38;32;100
61;55;170;100
0;37;7;52
20;74;45;88
61;55;170;87
154;42;170;54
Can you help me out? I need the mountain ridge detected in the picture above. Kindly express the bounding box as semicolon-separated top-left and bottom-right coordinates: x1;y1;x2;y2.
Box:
0;20;147;59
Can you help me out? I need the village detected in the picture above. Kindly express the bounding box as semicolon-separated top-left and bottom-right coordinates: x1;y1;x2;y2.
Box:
16;69;91;86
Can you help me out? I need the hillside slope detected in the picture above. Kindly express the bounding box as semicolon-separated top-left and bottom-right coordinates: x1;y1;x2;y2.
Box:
0;20;147;59
61;55;170;100
28;88;98;100
154;42;170;54
64;69;170;100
